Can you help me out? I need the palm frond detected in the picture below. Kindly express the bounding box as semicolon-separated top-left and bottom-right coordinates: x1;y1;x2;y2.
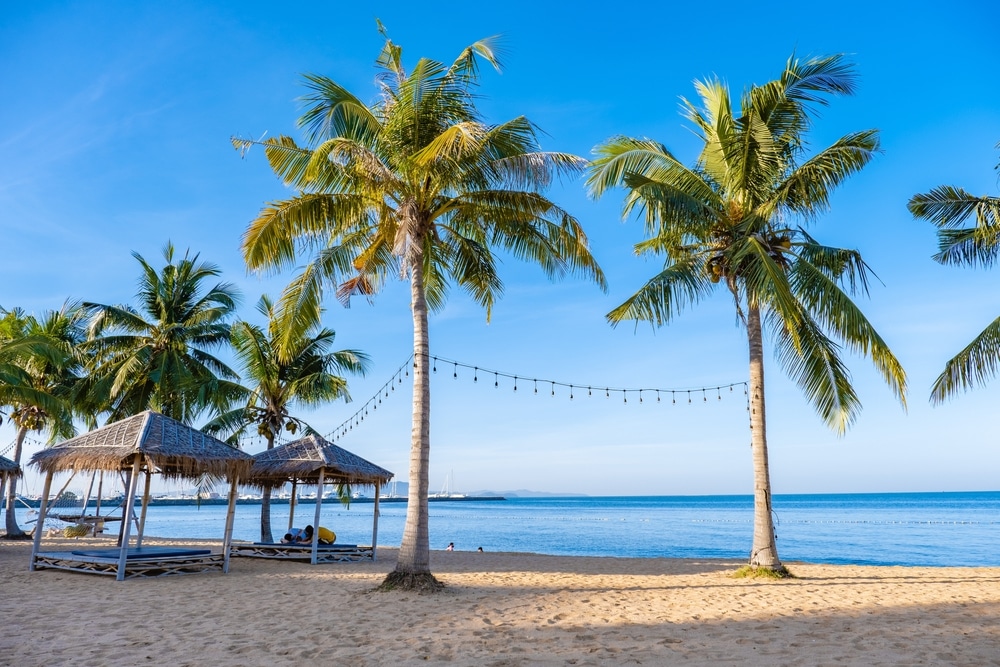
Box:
908;186;1000;267
242;193;369;274
930;315;1000;403
770;307;860;434
776;130;880;217
298;74;381;146
790;258;907;407
607;257;715;327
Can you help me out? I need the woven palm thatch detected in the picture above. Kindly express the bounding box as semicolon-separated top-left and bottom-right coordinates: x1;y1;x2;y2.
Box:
0;455;20;478
248;434;393;489
29;410;252;481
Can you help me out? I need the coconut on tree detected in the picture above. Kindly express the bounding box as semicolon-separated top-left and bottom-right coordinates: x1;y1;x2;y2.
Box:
908;143;1000;401
588;54;907;574
203;294;369;542
0;303;84;538
234;27;605;589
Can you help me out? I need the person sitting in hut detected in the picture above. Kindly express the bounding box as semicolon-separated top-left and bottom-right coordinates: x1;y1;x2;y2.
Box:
282;527;306;544
300;525;336;544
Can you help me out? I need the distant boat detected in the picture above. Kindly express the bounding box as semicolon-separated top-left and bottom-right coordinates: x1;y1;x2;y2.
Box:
431;470;467;499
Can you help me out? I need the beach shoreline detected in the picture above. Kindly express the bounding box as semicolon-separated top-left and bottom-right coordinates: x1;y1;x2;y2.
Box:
3;537;999;666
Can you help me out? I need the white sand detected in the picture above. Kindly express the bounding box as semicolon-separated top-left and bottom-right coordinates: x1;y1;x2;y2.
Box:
2;537;999;666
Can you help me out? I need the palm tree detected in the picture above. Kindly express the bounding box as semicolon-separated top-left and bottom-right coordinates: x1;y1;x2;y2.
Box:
83;242;244;424
203;295;370;542
234;28;605;589
908;143;1000;402
0;303;83;538
588;54;907;573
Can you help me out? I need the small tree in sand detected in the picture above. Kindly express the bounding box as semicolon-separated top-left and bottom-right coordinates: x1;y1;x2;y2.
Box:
235;27;605;590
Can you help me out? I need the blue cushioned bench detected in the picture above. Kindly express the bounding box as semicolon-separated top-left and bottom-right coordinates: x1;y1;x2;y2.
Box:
71;547;212;559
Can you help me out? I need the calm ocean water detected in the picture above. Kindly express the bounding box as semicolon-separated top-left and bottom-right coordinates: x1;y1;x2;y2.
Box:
19;491;999;567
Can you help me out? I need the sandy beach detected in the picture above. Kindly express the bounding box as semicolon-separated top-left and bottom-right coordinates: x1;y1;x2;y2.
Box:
2;538;999;667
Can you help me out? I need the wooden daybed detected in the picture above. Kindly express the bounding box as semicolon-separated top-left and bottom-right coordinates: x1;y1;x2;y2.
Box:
31;546;224;579
229;541;373;563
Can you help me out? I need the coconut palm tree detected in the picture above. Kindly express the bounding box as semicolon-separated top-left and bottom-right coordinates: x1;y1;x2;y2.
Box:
83;243;244;424
588;54;907;573
203;294;369;542
908;144;1000;402
234;28;605;588
0;303;83;538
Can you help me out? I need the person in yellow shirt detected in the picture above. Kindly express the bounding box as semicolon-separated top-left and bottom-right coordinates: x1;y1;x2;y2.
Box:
316;525;336;544
301;525;336;544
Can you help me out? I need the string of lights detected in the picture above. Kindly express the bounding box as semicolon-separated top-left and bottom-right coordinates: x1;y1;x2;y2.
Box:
322;351;748;443
0;355;748;453
0;435;48;457
323;355;416;442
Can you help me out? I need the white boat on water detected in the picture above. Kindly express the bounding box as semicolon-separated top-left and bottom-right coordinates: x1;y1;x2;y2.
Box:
431;470;466;499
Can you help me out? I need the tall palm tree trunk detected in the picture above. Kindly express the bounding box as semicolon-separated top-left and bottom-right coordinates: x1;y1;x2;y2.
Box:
260;432;275;543
4;426;28;538
396;244;432;576
747;303;781;569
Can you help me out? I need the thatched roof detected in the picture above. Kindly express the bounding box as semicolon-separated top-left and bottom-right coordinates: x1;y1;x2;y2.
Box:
0;455;20;477
30;410;253;481
248;434;393;489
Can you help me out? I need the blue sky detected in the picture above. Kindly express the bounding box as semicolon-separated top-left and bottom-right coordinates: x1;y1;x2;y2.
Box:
2;1;998;497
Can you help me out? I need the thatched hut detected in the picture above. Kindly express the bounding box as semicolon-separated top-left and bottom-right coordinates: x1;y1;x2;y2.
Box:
234;434;393;564
0;455;20;477
29;410;252;580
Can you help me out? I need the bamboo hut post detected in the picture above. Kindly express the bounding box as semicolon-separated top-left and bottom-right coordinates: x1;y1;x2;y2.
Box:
135;468;153;547
95;471;103;518
310;468;325;565
222;476;239;573
81;471;96;529
0;476;7;513
116;455;143;581
288;479;298;531
117;470;131;546
28;470;54;571
82;471;96;509
372;482;381;562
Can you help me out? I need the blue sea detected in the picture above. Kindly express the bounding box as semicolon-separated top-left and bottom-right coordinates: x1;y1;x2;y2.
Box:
19;492;999;567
